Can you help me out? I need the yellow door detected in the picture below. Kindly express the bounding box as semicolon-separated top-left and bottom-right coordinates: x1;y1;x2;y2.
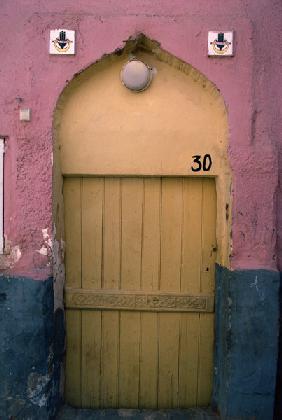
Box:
64;176;216;408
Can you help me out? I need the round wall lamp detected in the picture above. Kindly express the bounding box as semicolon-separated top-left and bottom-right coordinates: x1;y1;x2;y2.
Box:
121;59;153;92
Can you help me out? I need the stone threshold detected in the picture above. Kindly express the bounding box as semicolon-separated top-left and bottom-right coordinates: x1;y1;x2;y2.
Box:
56;405;219;419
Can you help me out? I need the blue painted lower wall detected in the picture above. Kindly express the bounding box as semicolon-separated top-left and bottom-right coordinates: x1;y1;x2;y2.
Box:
0;269;280;419
274;272;282;420
0;276;64;419
213;265;280;420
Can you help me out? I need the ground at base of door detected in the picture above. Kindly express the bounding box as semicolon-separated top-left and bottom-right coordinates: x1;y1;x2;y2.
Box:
56;406;219;420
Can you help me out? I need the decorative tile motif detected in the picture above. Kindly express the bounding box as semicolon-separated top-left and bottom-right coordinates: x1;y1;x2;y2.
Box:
49;29;75;55
208;31;233;56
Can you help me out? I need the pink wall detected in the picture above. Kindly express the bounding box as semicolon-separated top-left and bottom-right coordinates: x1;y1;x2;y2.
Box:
0;0;281;279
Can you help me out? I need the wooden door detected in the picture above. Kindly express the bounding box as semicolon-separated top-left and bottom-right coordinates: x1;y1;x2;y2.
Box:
64;176;216;408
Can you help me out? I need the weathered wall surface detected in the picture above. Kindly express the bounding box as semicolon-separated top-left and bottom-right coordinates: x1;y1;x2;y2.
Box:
214;265;280;420
0;277;64;419
0;0;281;275
0;1;282;419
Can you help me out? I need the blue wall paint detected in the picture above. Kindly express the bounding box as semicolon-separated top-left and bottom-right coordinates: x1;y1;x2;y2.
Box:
213;265;280;420
274;272;282;419
0;269;280;419
0;276;64;419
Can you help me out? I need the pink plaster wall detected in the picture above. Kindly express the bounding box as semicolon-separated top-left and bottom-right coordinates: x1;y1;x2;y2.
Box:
0;0;281;279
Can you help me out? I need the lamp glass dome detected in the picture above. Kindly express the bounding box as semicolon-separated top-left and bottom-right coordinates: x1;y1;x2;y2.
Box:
121;60;152;92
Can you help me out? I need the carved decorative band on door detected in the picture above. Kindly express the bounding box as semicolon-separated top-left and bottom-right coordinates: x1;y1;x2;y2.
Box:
65;288;214;312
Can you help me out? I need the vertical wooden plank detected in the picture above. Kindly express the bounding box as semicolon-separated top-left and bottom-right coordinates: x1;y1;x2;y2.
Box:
178;178;202;406
103;178;121;290
201;178;217;294
81;311;101;408
178;313;200;407
139;312;158;407
119;178;143;407
100;311;119;407
119;311;140;407
197;178;216;405
120;178;143;289
81;178;103;289
158;178;182;408
181;178;203;293
64;178;81;288
65;310;81;407
160;178;183;291
141;178;161;291
101;178;121;407
158;313;180;408
139;178;160;407
197;313;214;406
64;178;82;407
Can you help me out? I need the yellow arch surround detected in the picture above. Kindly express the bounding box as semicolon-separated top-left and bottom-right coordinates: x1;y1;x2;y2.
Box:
53;35;231;273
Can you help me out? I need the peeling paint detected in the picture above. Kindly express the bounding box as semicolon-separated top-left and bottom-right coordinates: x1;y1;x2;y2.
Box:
37;245;48;256
250;275;259;292
42;228;52;249
250;275;265;301
11;245;21;264
52;234;65;311
35;228;53;258
0;243;22;270
26;346;55;409
0;278;61;418
27;372;49;407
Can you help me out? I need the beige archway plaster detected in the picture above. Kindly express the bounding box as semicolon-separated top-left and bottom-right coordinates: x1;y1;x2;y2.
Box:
53;36;231;270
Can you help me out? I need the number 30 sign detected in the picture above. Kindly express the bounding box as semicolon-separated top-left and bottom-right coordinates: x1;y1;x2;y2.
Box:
191;154;212;172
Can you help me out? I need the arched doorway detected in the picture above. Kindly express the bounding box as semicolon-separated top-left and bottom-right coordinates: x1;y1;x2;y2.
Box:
53;35;231;409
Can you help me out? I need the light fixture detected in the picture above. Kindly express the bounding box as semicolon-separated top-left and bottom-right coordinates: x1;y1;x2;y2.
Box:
121;59;153;92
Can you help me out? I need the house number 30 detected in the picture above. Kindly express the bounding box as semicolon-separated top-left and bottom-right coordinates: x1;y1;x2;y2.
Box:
191;154;212;172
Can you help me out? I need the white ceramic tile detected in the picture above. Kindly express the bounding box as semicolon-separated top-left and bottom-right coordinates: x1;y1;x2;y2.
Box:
49;29;75;55
19;109;31;121
208;31;233;56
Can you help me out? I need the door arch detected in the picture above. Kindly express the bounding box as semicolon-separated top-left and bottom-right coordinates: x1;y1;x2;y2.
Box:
53;35;231;409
